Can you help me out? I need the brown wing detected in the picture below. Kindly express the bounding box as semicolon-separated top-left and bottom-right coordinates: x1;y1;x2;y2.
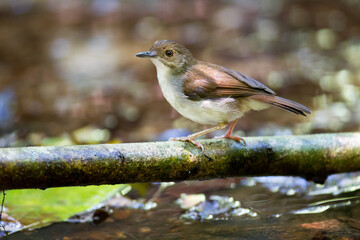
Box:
183;61;275;101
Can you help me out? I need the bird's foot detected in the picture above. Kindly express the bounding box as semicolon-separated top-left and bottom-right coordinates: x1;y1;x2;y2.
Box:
213;134;246;146
169;136;204;151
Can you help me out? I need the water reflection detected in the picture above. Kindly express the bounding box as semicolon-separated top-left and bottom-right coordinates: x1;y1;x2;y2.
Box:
10;175;360;239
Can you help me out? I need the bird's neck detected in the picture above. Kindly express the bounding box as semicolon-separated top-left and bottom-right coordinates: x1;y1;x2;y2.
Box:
151;59;189;103
152;60;181;85
151;58;196;76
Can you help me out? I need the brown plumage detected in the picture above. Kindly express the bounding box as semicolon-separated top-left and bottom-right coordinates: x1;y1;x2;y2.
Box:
136;40;311;150
183;61;310;116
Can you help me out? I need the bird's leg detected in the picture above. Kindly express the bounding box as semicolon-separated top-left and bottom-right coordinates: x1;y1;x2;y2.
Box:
213;119;246;146
169;123;228;150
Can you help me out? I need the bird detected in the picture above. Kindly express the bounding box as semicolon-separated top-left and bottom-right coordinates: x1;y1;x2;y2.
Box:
136;40;311;150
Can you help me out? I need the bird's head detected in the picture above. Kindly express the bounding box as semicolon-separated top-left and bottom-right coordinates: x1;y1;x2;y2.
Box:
136;40;196;74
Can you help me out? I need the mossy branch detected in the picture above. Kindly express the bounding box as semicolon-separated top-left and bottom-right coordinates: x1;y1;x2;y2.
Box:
0;132;359;190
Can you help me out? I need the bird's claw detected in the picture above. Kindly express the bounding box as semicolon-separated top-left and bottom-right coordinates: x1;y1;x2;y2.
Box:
213;135;246;146
169;137;205;151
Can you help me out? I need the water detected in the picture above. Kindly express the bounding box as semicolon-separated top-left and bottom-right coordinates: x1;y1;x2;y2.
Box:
10;175;360;239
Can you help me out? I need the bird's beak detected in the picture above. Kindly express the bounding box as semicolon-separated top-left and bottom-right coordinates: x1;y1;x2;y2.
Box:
135;51;157;58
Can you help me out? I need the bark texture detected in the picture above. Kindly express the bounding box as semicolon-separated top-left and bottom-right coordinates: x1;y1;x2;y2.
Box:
0;132;359;190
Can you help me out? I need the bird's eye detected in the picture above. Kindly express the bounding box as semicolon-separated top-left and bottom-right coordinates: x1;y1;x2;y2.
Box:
165;50;173;57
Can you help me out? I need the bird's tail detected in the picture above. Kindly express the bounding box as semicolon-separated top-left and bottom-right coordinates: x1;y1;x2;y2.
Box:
250;95;311;116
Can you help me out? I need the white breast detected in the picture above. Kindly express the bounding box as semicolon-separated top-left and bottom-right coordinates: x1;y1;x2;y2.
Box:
151;59;247;125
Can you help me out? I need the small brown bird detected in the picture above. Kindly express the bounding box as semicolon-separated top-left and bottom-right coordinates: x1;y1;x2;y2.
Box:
136;40;311;150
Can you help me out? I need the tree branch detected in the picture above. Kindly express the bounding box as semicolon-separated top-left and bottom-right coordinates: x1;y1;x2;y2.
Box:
0;132;359;190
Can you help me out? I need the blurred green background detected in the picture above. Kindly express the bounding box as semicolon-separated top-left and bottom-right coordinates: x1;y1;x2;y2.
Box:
0;0;359;146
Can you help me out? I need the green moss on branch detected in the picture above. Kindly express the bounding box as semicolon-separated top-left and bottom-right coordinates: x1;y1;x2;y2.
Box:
0;132;359;190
